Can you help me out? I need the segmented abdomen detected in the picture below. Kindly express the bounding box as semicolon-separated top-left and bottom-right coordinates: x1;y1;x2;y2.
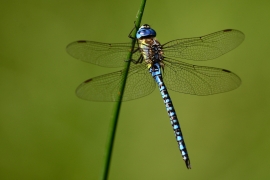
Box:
149;63;191;169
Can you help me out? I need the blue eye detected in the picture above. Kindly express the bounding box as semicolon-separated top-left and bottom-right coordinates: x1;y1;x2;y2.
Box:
136;28;156;39
139;30;145;35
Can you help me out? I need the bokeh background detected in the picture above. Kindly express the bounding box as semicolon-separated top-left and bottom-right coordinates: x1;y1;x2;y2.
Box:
1;0;270;179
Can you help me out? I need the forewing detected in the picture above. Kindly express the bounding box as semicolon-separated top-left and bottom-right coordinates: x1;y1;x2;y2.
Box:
163;59;241;95
76;63;155;101
66;41;141;67
162;29;245;60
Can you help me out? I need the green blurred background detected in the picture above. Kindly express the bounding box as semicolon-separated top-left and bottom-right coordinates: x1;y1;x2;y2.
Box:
1;0;270;179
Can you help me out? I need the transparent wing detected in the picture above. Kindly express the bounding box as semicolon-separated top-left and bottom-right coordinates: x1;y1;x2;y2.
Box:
66;41;141;67
162;29;245;60
163;59;241;95
76;63;156;101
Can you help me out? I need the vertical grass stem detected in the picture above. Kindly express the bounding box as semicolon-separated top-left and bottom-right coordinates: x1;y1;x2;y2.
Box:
101;0;147;179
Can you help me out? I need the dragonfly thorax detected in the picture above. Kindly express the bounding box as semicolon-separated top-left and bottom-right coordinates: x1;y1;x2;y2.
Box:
138;38;164;68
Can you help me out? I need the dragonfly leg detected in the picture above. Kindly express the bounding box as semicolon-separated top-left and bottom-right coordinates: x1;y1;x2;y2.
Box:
134;55;144;64
128;21;139;39
124;50;144;64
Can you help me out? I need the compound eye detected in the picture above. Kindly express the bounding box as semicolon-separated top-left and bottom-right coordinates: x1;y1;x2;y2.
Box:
138;30;146;35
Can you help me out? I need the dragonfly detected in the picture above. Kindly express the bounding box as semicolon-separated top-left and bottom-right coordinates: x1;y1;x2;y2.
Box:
66;24;244;169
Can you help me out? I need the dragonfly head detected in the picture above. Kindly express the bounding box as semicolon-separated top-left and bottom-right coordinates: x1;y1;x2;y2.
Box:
136;24;156;39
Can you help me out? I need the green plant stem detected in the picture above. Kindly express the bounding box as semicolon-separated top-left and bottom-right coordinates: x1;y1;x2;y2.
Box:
100;1;147;180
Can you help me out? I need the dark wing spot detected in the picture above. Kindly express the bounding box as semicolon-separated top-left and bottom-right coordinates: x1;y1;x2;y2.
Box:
199;36;203;42
77;40;87;43
222;69;231;73
84;78;92;83
223;29;232;32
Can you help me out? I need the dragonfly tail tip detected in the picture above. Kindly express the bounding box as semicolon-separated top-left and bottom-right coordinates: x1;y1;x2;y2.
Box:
185;159;191;169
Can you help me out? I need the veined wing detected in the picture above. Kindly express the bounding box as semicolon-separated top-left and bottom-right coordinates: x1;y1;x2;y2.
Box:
162;29;244;60
163;59;241;95
66;41;141;67
76;62;155;101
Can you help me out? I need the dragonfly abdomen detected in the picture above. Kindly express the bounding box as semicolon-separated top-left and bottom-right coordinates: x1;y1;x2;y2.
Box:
149;63;191;169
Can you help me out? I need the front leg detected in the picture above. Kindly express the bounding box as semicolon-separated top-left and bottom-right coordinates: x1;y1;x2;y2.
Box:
126;22;143;64
128;21;139;39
